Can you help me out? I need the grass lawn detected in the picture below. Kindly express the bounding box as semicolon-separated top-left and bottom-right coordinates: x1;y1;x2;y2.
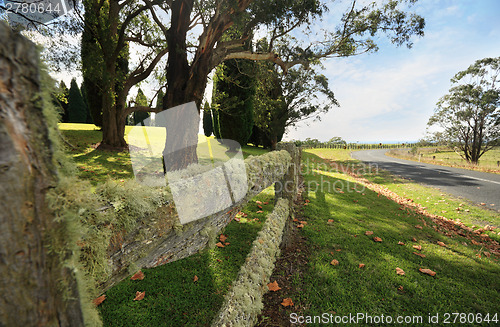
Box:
58;123;269;184
258;149;499;326
387;147;500;174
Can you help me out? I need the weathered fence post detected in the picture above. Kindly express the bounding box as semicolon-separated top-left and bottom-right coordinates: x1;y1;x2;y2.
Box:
275;143;301;249
0;23;85;326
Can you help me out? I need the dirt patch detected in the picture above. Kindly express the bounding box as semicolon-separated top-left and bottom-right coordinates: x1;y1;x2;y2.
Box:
256;192;311;327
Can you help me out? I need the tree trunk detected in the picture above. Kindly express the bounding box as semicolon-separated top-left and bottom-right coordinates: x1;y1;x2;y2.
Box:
0;22;84;326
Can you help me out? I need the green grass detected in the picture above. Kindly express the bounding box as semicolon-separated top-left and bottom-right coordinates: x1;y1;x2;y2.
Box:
59;123;269;184
279;149;499;326
388;147;500;174
98;188;276;326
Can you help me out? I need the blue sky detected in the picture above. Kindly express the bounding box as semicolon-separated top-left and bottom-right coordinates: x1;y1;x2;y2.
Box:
283;0;500;143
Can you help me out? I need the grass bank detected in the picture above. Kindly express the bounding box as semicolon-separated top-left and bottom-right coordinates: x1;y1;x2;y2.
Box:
387;147;500;174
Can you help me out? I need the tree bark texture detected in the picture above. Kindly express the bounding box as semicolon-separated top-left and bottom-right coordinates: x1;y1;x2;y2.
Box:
0;23;84;326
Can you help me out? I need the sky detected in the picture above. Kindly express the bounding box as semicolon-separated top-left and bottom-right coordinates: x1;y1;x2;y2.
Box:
282;0;500;143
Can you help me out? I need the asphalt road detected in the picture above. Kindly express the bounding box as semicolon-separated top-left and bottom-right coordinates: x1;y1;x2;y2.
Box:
351;149;500;210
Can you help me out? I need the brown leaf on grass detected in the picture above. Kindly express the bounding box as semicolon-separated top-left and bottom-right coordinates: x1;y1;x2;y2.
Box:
297;224;305;228
480;202;486;206
193;275;198;282
330;259;339;266
93;295;106;306
484;252;491;258
305;199;310;203
397;286;404;292
396;267;405;275
437;241;447;247
224;242;230;246
373;237;382;242
216;242;225;248
130;271;145;281
257;205;263;209
134;291;145;301
256;201;262;204
219;234;227;243
359;263;365;268
412;245;422;251
327;219;334;223
419;268;436;276
413;252;426;258
411;237;417;242
281;298;294;307
365;231;374;236
256;210;264;214
263;202;269;205
299;221;308;225
398;241;405;245
293;218;299;222
267;281;281;292
415;225;423;229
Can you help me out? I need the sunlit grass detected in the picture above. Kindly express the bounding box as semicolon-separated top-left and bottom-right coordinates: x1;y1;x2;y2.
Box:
280;150;500;325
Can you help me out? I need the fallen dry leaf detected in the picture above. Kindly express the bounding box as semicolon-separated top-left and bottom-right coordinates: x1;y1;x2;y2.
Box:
365;231;374;236
256;210;264;214
330;259;339;266
216;242;225;248
398;241;405;245
359;263;365;268
327;219;334;223
281;298;294;307
219;234;227;243
413;252;426;258
484;252;491;258
263;202;269;205
373;237;383;242
130;271;145;281
412;245;422;251
93;295;106;306
193;275;198;282
411;237;417;242
297;224;304;228
397;286;404;291
293;218;299;222
267;281;281;292
256;201;262;204
437;241;447;247
134;291;145;301
224;242;230;246
396;267;405;275
257;205;263;209
419;268;436;276
415;225;423;229
299;221;308;225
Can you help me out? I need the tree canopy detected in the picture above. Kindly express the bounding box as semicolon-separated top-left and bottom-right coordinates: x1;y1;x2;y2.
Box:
427;57;500;164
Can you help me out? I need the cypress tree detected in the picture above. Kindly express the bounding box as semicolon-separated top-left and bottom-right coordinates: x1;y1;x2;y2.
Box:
132;88;150;125
54;81;69;123
211;59;255;150
202;102;213;137
67;78;87;123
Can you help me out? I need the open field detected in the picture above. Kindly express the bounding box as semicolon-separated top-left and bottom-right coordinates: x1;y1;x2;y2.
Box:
58;123;268;184
387;147;500;174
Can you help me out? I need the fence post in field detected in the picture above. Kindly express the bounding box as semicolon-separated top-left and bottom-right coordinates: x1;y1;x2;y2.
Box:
275;143;301;249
